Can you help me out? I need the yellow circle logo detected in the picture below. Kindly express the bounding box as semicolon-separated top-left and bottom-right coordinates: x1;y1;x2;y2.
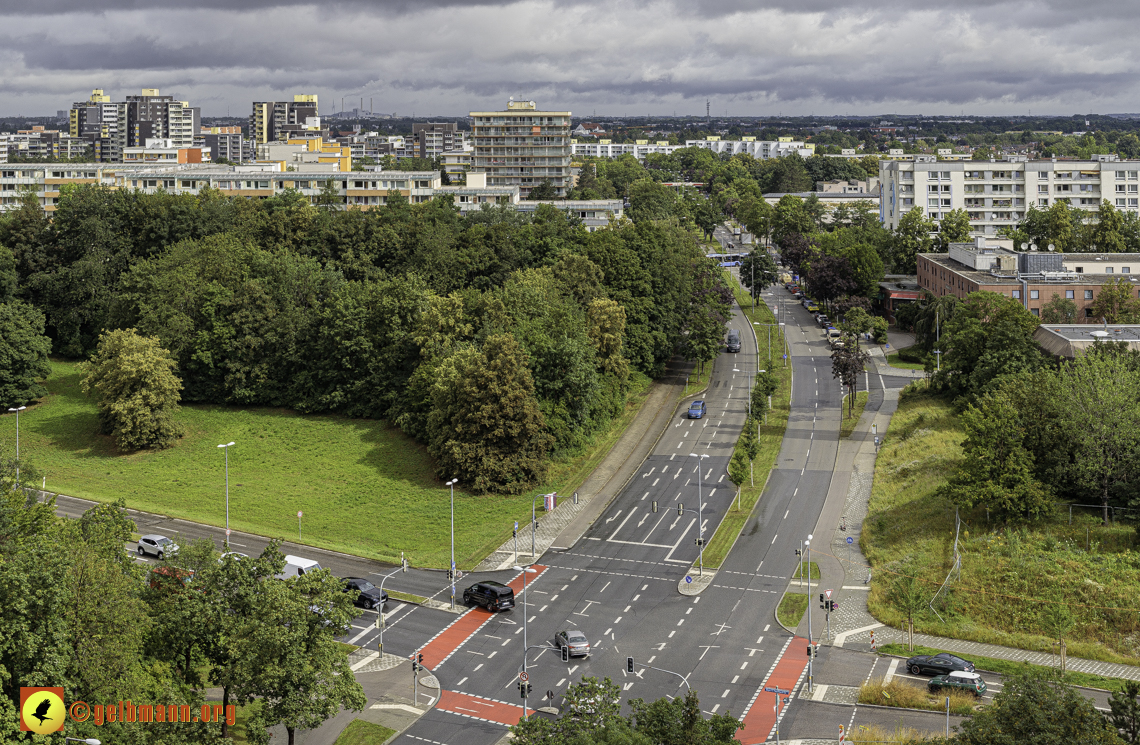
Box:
21;688;65;734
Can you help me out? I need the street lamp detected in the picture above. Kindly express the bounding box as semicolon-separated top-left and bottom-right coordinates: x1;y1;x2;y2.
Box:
447;478;458;609
688;453;711;575
530;492;553;558
779;323;787;366
805;532;814;691
65;739;101;745
512;564;538;720
216;441;235;542
7;406;25;485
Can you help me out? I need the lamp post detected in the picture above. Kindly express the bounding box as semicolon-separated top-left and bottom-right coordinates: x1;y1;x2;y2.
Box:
806;533;814;691
447;478;458;609
779;322;787;366
216;441;235;543
512;565;538;720
8;405;26;485
934;349;942;373
530;492;552;558
688;453;711;575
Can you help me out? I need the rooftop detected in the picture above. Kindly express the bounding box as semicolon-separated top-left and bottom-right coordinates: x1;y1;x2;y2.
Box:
1035;324;1140;357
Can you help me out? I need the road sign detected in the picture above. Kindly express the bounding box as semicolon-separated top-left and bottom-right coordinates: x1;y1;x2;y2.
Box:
225;529;231;536
782;354;788;360
847;536;854;544
297;511;303;518
519;671;529;682
825;589;833;600
764;687;790;694
685;576;692;584
514;521;518;531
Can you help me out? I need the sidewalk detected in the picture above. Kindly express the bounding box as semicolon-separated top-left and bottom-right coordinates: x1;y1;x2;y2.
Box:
473;357;694;571
804;381;1140;683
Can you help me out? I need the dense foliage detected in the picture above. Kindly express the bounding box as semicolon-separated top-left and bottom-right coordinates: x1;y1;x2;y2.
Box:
0;186;721;493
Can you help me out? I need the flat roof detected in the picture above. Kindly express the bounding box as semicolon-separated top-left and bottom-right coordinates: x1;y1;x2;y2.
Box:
1035;324;1140;357
920;253;1129;287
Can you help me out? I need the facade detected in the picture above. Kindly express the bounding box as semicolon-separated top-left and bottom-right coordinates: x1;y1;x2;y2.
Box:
762;191;878;209
123;139;209;164
250;95;319;144
469;100;572;198
516;199;623;232
686;136;814;159
880;154;1139;237
441;146;472;183
571;140;680;159
1;127;95;162
411;122;466;160
66;88;200;162
200;127;249;163
256;136;351;172
916;239;1140;321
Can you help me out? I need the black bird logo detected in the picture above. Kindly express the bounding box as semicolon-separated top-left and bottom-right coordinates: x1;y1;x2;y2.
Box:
31;697;53;725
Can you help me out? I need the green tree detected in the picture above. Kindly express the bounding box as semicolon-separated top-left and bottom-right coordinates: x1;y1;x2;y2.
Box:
831;344;870;416
629;688;741;743
954;669;1123;745
891;208;934;274
1090;277;1140;323
770;153;812;193
739;249;778;298
1056;351;1140;525
427;333;555;494
1041;293;1078;323
627;179;677;222
771;195;814;247
1039;603;1076;675
936;291;1041;397
527;180;557;200
936;208;972;250
80;328;184;451
1045;200;1075;252
888;574;927;651
1109;680;1140;745
1092;199;1128;252
0;300;51;406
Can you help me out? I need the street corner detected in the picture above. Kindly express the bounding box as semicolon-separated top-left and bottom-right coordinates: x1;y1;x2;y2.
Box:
678;569;716;595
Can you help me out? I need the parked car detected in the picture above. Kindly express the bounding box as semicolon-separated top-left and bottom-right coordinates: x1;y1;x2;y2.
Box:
687;400;707;419
463;581;515;611
928;671;987;697
554;629;591;658
275;555;324;580
137;534;178;560
806;302;819;313
906;652;975;676
342;577;388;610
816;314;829;327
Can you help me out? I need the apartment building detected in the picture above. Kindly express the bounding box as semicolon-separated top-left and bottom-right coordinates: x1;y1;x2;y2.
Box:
200;127;249;163
916;238;1140;321
571;140;680;159
256;136;351;172
686;136;814;159
123;139;209;164
441;146;472;183
880;154;1139;237
411;122;467;160
470;100;572;198
65;88;199;162
250;95;320;144
515;198;623;232
1;127;94;163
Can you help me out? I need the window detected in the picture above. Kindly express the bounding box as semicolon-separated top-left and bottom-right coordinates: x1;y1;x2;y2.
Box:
1031;308;1040;316
1039;185;1050;193
1085;290;1094;299
1030;290;1039;299
928;185;940;193
1119;198;1127;207
1038;199;1049;207
1117;184;1127;193
1124;267;1131;273
1066;290;1075;298
1075;267;1084;273
1086;307;1095;318
1037;171;1049;179
1107;267;1114;273
1012;289;1021;299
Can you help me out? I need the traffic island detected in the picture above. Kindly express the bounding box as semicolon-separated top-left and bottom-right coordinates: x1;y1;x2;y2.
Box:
776;591;809;633
678;570;717;595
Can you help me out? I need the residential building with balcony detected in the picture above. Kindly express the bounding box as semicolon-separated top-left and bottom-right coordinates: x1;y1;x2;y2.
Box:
123;138;210;164
880;154;1138;237
571;140;680;159
686;136;814;160
470;100;572;198
412;122;467;160
250;95;320;144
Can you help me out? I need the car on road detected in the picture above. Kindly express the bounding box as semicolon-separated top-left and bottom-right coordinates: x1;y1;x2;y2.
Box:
906;652;975;676
928;670;987;697
687;400;707;419
137;534;178;560
343;577;388;610
726;329;741;353
463;580;515;611
554;629;591;657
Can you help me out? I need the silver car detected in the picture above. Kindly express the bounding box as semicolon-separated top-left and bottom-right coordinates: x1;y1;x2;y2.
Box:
554;629;591;658
137;534;178;560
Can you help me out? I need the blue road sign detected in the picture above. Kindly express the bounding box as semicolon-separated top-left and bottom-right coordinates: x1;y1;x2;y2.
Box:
685;576;692;584
764;687;791;694
847;536;854;544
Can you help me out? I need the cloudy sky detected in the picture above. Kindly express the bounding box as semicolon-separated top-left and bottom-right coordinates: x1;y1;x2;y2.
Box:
2;0;1136;118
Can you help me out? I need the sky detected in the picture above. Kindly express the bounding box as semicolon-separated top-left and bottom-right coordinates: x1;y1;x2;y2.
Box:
2;0;1137;119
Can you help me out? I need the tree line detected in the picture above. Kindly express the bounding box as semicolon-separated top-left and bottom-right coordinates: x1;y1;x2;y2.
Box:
0;185;730;493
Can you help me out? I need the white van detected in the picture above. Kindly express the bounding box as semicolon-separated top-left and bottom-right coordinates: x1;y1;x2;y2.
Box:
276;555;324;580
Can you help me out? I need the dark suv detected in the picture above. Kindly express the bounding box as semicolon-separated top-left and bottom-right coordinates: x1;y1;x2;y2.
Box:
726;330;741;353
463;581;515;611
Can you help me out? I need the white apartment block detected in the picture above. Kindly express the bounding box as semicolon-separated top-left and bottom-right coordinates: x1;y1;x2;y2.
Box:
880;154;1140;236
571;141;681;159
686;136;814;159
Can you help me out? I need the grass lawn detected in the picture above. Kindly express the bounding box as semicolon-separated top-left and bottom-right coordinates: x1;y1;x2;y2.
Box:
885;348;926;371
791;561;820;580
858;677;979;716
205;700;261;744
333;719;398;745
845;724;941;743
839;391;868;438
865;387;1140;663
777;592;808;628
16;360;653;569
879;643;1134;693
700;276;792;569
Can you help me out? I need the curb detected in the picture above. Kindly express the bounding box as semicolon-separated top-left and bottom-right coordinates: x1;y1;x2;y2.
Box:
678;570;717;595
774;587;800;636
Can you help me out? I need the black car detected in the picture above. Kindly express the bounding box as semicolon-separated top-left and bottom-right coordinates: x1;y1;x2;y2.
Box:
343;577;388;610
726;330;741;353
906;652;975;676
463;581;515;611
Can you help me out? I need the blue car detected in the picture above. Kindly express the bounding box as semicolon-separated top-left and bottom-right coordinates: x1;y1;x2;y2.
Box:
688;400;706;419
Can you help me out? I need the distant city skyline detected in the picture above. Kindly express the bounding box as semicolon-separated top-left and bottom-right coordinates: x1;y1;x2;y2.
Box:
2;0;1137;119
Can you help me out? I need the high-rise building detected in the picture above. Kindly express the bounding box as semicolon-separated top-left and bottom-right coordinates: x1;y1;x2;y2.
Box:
411;122;466;160
67;88;198;162
250;94;319;144
469;100;571;197
200;126;249;163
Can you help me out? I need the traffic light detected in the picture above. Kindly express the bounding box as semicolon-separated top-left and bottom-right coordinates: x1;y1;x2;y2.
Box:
447;569;452;581
627;657;635;673
526;683;533;696
677;503;684;516
512;527;517;537
807;644;812;658
412;661;419;672
417;653;424;668
519;681;526;699
820;593;825;604
830;600;839;611
561;646;569;663
651;500;658;513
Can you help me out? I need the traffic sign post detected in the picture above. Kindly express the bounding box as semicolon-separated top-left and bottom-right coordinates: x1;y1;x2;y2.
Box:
764;687;791;743
685;576;692;584
297;510;303;540
847;534;853;565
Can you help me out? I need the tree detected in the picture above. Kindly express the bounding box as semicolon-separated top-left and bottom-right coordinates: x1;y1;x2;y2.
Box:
770;153;812;193
888;574;927;651
936;291;1041;397
891;208;934;274
629;688;741;743
427;333;555;494
80;328;184;451
1092;200;1128;253
936;208;972;250
772;195;815;247
1056;351;1140;525
1039;603;1076;675
627;179;677;223
1109;680;1140;745
728;449;748;501
954;669;1123;745
527;180;557;200
831;344;870;416
1091;277;1140;323
0;300;51;407
1041;293;1078;323
806;253;858;305
739;249;778;297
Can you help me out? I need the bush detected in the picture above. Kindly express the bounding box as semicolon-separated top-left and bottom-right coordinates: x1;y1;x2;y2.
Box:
897;345;926;364
872;316;889;343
